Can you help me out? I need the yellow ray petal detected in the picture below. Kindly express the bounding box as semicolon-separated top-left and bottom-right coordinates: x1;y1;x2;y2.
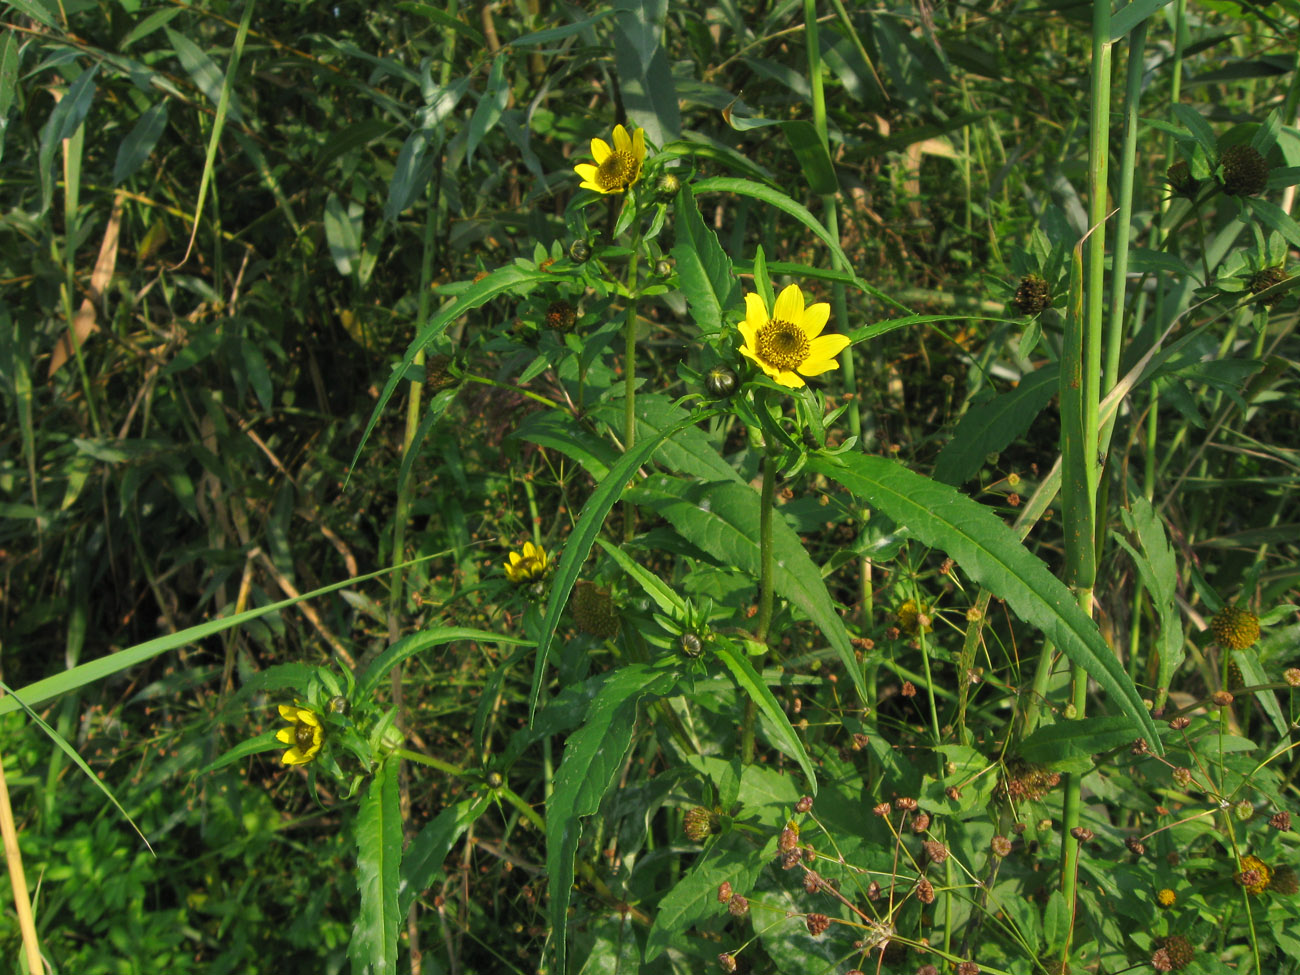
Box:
591;138;612;163
801;301;830;338
773;284;805;324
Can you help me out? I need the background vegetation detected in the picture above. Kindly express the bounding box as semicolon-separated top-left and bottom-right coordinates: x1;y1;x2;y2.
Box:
1;0;1298;973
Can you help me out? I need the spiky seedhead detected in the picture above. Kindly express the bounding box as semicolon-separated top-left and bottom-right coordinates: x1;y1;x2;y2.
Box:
1220;144;1269;197
1012;274;1050;315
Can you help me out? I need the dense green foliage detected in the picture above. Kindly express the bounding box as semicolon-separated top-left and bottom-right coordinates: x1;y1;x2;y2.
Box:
2;1;1300;973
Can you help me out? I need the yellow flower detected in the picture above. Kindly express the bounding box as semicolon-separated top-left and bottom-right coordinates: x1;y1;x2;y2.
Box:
504;541;548;584
573;124;645;194
1156;888;1177;908
276;705;323;766
1236;855;1272;895
896;599;933;636
738;284;850;388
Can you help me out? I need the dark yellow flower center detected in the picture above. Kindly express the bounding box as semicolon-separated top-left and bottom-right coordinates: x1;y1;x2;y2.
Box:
596;151;638;192
755;319;809;370
294;722;317;751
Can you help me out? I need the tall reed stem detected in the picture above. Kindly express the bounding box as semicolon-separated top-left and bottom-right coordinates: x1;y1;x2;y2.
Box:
1058;3;1111;960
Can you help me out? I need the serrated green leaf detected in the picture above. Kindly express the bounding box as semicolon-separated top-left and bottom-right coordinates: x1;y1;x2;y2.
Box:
1042;889;1069;952
1019;714;1140;768
806;454;1160;750
671;184;740;335
351;761;401;975
596;538;685;616
512;410;619;480
528;410;720;720
399;795;492;915
934;364;1059;485
594;392;741;484
1246;196;1300;249
548;663;678;973
1117;494;1183;706
628;475;868;709
713;638;817;791
644;837;761;961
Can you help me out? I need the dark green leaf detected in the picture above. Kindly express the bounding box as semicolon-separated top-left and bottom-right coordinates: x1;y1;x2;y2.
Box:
644;838;761;960
527;410;719;720
671;184;740;336
113;101;168;185
805;454;1160;750
358;628;532;699
399;796;492;915
628;475;869;709
713;638;817;791
351;761;402;975
1109;0;1176;40
349;265;556;481
934;364;1059;485
548;663;678;972
38;65;99;213
1019;714;1140;769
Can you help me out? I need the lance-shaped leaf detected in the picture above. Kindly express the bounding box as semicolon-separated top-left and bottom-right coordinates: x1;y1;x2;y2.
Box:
806;453;1160;750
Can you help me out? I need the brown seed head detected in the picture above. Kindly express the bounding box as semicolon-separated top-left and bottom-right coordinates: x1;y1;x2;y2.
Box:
1012;274;1051;315
923;840;949;864
805;913;831;937
991;836;1013;857
728;894;749;917
915;878;935;904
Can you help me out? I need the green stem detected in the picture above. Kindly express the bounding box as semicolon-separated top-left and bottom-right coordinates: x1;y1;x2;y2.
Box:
1059;2;1111;959
756;450;776;644
744;447;778;765
622;223;643;542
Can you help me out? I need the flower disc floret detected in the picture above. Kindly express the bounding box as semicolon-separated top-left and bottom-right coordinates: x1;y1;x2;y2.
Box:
573;124;646;194
738;284;849;388
504;541;548;585
276;705;324;766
